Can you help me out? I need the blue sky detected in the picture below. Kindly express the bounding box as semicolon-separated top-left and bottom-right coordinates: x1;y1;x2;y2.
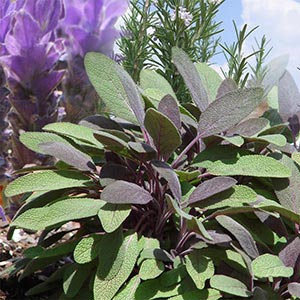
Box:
214;0;300;85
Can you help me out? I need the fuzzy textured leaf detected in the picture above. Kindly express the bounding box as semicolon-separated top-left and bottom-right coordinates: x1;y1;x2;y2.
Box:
144;108;181;158
172;47;209;111
85;52;144;126
194;154;291;178
74;234;102;264
98;202;131;233
5;170;92;197
195;63;222;102
139;259;165;280
198;88;264;137
39;142;95;171
188;177;237;205
20;132;69;154
101;180;152;205
185;252;214;289
210;275;251;297
252;254;293;278
226;118;269;137
43;122;102;147
158;95;181;129
216;215;259;258
169;289;221;300
113;275;140;300
93;233;139;300
12;198;104;231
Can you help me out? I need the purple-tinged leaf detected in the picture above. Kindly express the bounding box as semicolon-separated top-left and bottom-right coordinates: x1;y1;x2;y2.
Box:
172;47;209;112
288;283;300;298
158;95;181;130
279;237;300;268
188;177;237;205
151;161;181;201
216;78;237;99
226;118;269;137
93;131;128;153
100;162;132;187
272;154;300;214
187;217;213;241
216;215;259;258
39;142;95;171
101;180;153;205
79;115;124;132
205;230;232;245
278;70;300;122
198;88;264;138
144;108;181;159
128;142;157;161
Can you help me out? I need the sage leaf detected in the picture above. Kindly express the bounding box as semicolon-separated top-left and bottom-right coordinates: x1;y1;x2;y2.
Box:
195;63;222;103
188;177;237;205
74;234;102;265
98;202;131;233
216;78;237;99
12;198;105;231
113;275;140;300
216;215;259;258
93;232;139;300
272;154;300;214
85;52;144;126
172;47;209;111
169;289;221;300
101;180;153;205
185;252;214;289
288;282;300;298
39;142;95;171
158;95;181;130
5;170;92;197
226;118;269;137
252;254;293;278
43;122;102;147
144;108;181;158
210;275;252;297
198;88;264;138
20;132;69;154
139;259;164;280
194;154;291;178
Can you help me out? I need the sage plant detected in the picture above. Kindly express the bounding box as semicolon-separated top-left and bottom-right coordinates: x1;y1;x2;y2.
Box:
58;0;128;122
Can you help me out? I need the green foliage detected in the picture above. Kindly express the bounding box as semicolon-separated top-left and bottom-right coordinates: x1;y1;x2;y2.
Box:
4;47;300;300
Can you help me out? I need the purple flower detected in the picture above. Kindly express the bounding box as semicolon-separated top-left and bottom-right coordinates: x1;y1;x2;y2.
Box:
60;0;128;57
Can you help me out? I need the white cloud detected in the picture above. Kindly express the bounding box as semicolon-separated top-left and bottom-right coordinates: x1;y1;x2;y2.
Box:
241;0;300;85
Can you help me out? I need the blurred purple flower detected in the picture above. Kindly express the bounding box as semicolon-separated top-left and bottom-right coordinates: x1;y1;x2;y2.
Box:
58;0;128;122
60;0;128;57
0;0;65;168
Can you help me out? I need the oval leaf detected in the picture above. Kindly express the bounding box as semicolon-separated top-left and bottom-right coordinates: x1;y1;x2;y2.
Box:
172;47;209;111
198;88;264;138
139;259;164;280
101;180;152;205
210;275;251;297
144;108;181;158
216;215;259;258
158;95;181;130
12;198;105;231
186;252;214;289
252;254;293;278
39;142;95;171
5;170;92;197
98;202;131;233
85;52;144;126
188;177;237;205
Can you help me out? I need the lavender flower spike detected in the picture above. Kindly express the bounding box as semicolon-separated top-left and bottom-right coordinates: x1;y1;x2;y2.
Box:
0;0;65;169
58;0;128;122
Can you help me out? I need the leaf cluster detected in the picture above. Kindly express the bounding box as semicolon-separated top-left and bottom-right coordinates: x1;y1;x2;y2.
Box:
3;48;300;299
